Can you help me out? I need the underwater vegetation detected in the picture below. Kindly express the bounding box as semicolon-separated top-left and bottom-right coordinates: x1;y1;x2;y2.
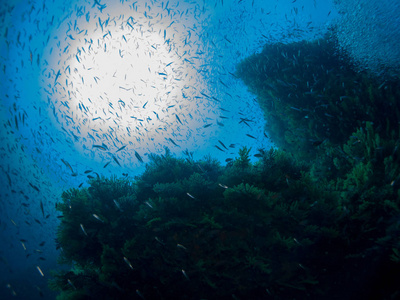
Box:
236;33;400;163
50;35;400;300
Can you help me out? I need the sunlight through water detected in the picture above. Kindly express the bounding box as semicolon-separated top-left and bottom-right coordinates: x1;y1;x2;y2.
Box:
42;1;217;165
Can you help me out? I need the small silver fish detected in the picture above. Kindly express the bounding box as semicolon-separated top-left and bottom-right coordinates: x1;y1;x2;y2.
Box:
80;224;88;236
123;257;133;269
67;279;76;290
92;214;104;222
181;269;189;280
36;266;44;277
218;183;229;189
186;193;195;199
177;244;187;250
135;151;143;163
113;200;123;211
112;155;121;167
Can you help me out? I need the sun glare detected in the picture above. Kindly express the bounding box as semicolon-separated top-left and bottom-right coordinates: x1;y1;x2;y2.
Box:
43;2;216;164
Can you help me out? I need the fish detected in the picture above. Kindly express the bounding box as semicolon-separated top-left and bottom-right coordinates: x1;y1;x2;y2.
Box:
29;182;40;192
112;155;121;167
103;161;111;168
246;134;257;139
93;144;108;151
219;79;229;88
181;269;190;280
228;71;238;78
200;92;210;98
39;200;44;217
218;140;228;150
92;214;104;222
80;224;88;236
186;192;195;199
54;69;61;84
218;183;229;189
113;200;123;211
123;257;134;269
67;279;76;290
61;159;74;173
21;242;27;250
135;151;143;163
168;138;179;147
215;145;224;152
116;145;126;152
239;117;253;124
36;266;44;277
177;243;187;250
118;99;125;107
293;238;302;246
175;114;183;125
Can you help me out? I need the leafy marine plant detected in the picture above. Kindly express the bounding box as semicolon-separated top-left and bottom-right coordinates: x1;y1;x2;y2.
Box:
233;146;251;169
50;147;349;299
51;140;400;299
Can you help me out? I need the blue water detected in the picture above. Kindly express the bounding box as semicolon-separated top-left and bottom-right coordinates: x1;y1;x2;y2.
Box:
1;0;398;299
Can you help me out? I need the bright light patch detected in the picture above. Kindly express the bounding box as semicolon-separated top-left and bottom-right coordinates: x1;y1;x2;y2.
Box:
66;22;185;133
44;2;217;165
